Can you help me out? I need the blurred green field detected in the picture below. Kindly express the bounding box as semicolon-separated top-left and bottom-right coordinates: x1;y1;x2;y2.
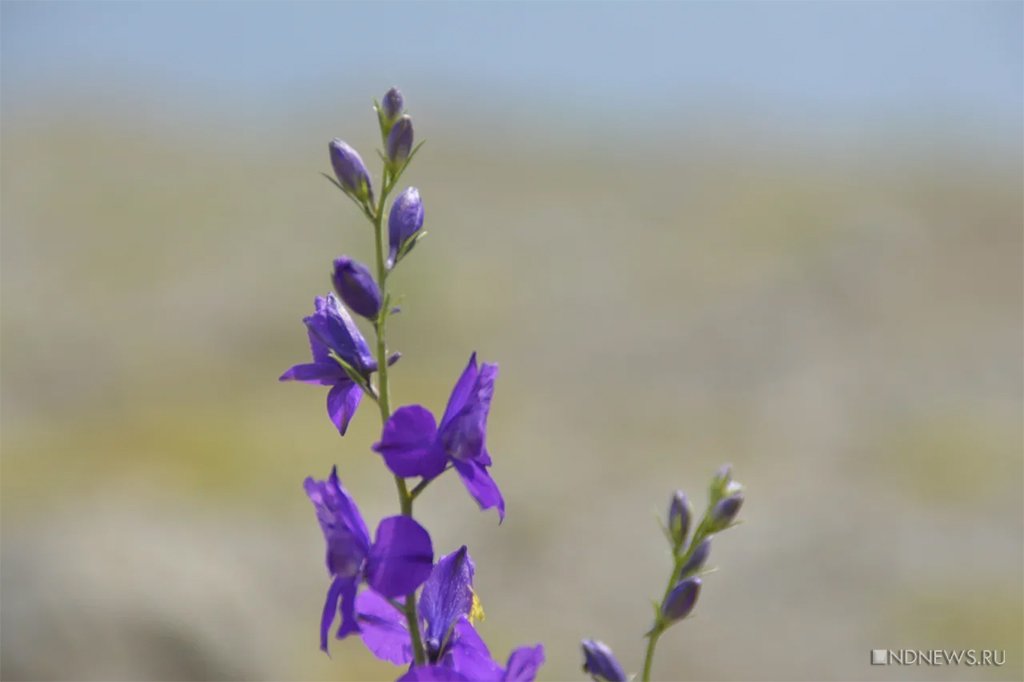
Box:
2;96;1021;681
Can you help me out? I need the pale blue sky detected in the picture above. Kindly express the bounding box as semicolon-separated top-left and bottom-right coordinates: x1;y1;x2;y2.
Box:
2;1;1022;134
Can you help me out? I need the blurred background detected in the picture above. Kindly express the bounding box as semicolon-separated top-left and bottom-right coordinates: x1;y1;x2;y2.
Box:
2;2;1021;681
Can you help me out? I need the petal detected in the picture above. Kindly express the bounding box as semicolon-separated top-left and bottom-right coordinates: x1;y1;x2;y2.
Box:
305;293;377;373
502;645;545;682
373;406;446;479
279;361;343;385
307;325;332;364
356;589;413;665
453;459;506;522
366;516;434;598
304;466;371;572
439;353;478;429
447;618;503;682
438;361;498;462
327;382;363;436
398;666;467;682
335;576;361;640
319;576;346;653
419;546;475;645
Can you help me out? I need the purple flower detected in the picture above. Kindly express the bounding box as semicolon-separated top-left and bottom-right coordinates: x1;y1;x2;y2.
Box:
279;293;378;435
304;466;433;653
388;187;424;267
382;87;405;125
358;547;545;681
332;256;382;320
329;138;373;203
581;640;626;682
387;115;414;166
662;576;701;624
373;353;505;520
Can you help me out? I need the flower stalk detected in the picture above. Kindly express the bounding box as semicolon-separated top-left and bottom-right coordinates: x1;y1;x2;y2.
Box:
369;163;427;666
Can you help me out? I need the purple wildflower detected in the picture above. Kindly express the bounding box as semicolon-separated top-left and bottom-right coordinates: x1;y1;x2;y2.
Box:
304;466;433;652
358;547;545;681
332;256;382;320
329;138;373;203
388;187;424;267
373;353;505;520
581;639;626;682
279;293;378;435
387;115;414;165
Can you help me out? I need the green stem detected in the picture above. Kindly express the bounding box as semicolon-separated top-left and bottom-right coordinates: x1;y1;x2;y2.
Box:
369;168;427;666
641;519;709;682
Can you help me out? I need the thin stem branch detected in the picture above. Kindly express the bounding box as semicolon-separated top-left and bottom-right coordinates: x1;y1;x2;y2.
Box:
641;518;709;682
368;166;427;666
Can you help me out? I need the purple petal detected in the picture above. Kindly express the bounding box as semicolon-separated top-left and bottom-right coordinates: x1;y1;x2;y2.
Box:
419;546;475;645
439;353;478;429
356;589;413;665
304;466;371;573
327;382;363;436
447;618;503;682
335;576;361;640
503;645;546;682
366;516;434;598
307;325;332;364
304;294;377;373
373;406;446;478
398;666;467;682
437;360;498;463
279;360;343;385
453;459;506;522
319;576;345;653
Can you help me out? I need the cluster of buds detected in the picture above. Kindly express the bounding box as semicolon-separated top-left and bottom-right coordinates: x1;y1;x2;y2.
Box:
580;466;745;682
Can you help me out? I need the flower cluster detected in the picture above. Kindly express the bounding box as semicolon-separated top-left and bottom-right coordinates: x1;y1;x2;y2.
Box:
281;86;745;682
280;88;543;680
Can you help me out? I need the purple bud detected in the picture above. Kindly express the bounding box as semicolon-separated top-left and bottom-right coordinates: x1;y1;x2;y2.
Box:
709;463;733;502
668;491;691;551
388;187;424;266
679;537;711;576
381;87;404;124
386;115;414;165
581;639;626;682
329;139;373;203
662;576;701;623
332;257;382;319
708;493;744;532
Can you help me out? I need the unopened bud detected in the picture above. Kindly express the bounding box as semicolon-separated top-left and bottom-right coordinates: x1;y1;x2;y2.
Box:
667;490;691;551
661;577;701;624
329;139;373;203
581;639;626;682
679;538;711;577
331;257;382;320
707;493;743;532
386;115;414;166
